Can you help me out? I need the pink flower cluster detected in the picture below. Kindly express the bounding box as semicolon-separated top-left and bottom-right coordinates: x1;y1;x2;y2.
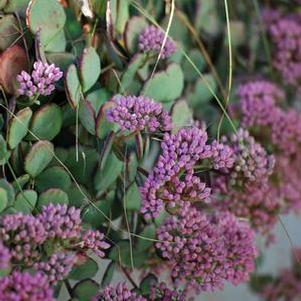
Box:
264;11;301;92
237;80;301;156
34;252;77;285
231;79;301;234
0;241;11;269
17;61;63;97
92;282;146;301
140;126;217;219
156;204;257;292
138;25;176;59
0;204;110;287
237;80;284;128
0;213;46;265
226;128;275;185
0;271;55;301
214;179;280;235
107;95;172;133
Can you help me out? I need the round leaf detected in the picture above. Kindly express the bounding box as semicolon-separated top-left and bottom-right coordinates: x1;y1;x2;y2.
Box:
0;179;15;205
29;104;63;141
72;279;99;301
0;188;8;212
79;47;101;93
14;190;37;213
24;141;54;177
26;0;66;48
36;166;71;192
65;64;82;109
37;188;69;210
69;257;98;280
8;107;33;149
142;64;184;103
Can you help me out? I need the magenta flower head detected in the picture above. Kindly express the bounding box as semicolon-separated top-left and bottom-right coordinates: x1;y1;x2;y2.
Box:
271;109;301;155
0;241;11;269
156;204;226;292
92;282;146;301
138;25;176;59
107;95;172;133
210;140;235;171
156;204;257;292
0;271;55;301
34;252;77;285
237;80;284;128
228;128;275;185
212;212;258;285
81;229;110;258
150;282;186;301
37;204;82;240
268;17;301;91
0;213;46;265
214;178;281;235
16;60;63;97
140;126;211;219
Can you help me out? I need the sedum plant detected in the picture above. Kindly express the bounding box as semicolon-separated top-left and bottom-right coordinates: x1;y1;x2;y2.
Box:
0;0;301;300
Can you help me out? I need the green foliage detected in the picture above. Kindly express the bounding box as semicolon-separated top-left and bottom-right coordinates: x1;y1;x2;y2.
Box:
65;64;82;109
24;141;54;177
28;104;63;141
79;47;101;93
0;188;8;212
0;15;18;51
37;188;69;210
142;64;184;102
35;166;71;192
69;257;98;280
27;0;66;48
0;179;15;205
72;279;99;301
14;190;37;213
8;107;32;149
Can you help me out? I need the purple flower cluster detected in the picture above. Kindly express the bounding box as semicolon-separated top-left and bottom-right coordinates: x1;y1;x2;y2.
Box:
0;213;46;265
138;25;176;59
81;229;110;258
237;80;284;128
227;128;275;185
38;204;82;240
17;61;63;97
34;252;77;285
107;95;172;133
0;203;110;275
271;109;301;155
150;282;186;301
213;178;281;235
92;282;146;301
156;204;257;292
210;140;235;171
140;126;212;219
267;15;301;92
0;241;11;269
237;80;301;156
212;212;258;285
0;271;55;301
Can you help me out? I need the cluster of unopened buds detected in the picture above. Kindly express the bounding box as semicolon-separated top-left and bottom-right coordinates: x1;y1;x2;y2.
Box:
16;60;63;98
0;203;110;297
